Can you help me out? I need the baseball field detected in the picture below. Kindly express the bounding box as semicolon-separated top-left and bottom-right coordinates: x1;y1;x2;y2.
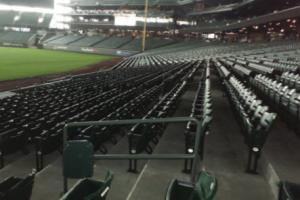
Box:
0;47;118;81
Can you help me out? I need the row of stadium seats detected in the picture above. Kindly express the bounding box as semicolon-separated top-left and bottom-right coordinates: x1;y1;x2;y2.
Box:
118;38;145;51
0;66;183;169
0;10;52;27
0;31;36;43
218;59;254;81
250;74;300;135
0;169;114;200
0;61;200;170
15;13;53;27
128;82;188;171
0;10;18;25
43;34;179;51
35;88;138;171
92;37;133;49
80;85;161;156
276;72;300;92
47;35;87;45
184;62;212;172
128;61;199;172
214;61;277;173
0;168;219;200
69;35;109;47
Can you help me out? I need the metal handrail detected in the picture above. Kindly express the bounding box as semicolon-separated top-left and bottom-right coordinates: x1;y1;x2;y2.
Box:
63;117;201;193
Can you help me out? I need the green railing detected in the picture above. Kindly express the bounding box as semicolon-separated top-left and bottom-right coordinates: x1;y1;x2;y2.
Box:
63;117;201;193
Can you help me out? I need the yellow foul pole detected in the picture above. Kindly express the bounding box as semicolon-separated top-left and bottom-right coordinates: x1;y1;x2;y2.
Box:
142;0;149;51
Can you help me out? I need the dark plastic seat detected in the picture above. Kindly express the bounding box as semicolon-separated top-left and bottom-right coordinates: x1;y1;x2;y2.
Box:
279;181;300;200
34;125;64;171
0;128;29;168
0;169;36;200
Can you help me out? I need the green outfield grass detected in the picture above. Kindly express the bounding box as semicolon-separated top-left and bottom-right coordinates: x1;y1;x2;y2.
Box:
0;47;119;81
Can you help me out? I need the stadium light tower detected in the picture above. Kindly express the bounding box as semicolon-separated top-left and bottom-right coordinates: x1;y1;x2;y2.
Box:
142;0;149;52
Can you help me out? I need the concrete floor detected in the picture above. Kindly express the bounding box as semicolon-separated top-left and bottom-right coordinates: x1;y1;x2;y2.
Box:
0;68;299;199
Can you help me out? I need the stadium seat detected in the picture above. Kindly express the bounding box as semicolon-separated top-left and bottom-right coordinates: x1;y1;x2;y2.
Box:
166;171;218;200
0;128;29;168
278;181;300;200
0;169;36;200
60;171;114;200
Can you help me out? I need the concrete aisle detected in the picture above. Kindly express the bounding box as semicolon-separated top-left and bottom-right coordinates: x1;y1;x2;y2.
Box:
129;74;202;200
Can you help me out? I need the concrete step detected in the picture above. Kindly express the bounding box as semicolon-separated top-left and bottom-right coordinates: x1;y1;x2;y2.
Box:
260;115;300;199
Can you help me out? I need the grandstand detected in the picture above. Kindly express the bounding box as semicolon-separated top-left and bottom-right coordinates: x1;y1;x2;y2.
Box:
69;35;109;47
1;0;300;200
0;31;36;47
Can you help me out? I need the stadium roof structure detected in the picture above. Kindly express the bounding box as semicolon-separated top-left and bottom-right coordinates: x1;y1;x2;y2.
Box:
0;0;54;9
180;5;300;33
187;0;256;16
62;0;194;7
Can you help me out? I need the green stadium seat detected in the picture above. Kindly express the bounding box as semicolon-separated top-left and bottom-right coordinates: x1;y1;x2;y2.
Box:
166;171;218;200
245;112;277;173
60;171;114;200
184;114;212;172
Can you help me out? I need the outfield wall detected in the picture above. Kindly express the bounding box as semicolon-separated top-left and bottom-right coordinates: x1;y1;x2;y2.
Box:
0;34;36;48
0;41;29;48
42;43;139;57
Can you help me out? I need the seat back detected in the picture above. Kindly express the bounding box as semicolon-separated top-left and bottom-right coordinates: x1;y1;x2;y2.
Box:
249;100;262;112
191;171;218;200
274;83;283;92
0;169;36;200
253;106;269;119
128;123;149;154
283;89;296;99
258;112;277;132
61;171;114;200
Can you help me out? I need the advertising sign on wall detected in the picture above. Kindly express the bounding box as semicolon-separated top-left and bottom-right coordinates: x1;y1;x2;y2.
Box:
0;42;26;48
43;44;138;57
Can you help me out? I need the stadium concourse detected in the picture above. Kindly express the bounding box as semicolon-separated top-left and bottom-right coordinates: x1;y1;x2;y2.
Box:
0;40;300;200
